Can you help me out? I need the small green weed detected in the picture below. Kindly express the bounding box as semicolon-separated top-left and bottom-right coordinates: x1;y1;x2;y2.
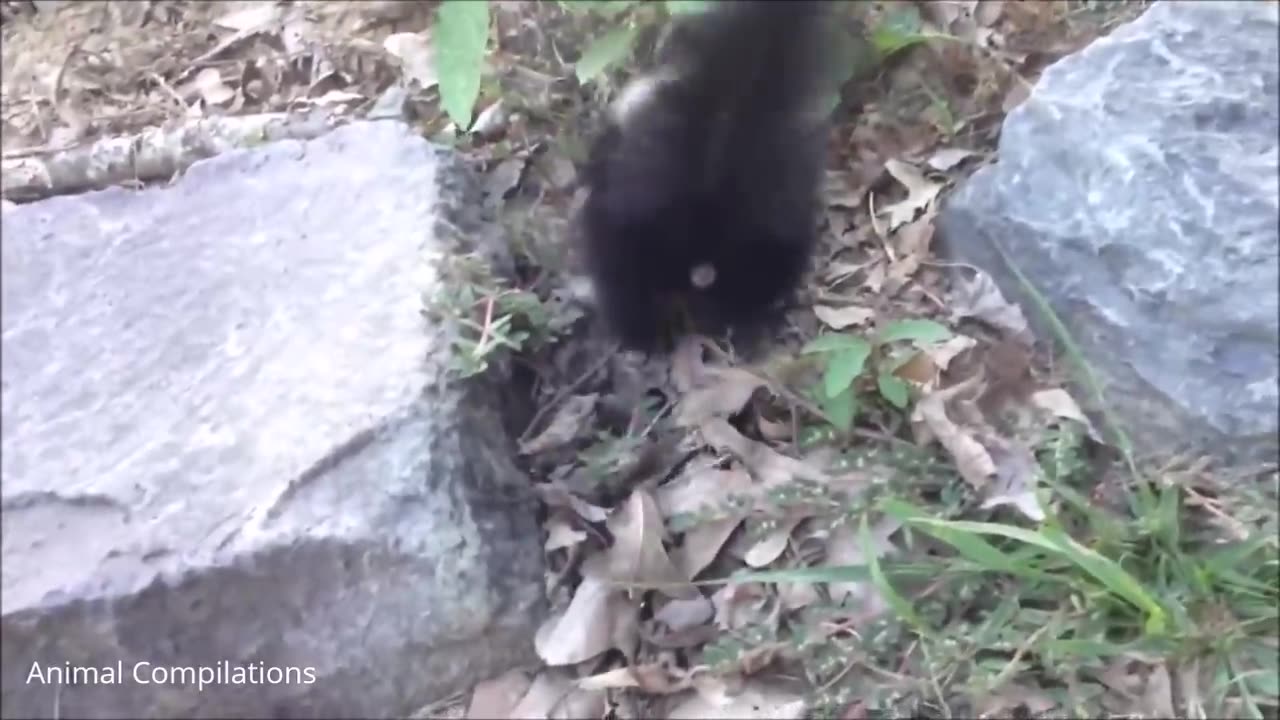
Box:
423;252;556;380
429;0;935;132
801;318;953;431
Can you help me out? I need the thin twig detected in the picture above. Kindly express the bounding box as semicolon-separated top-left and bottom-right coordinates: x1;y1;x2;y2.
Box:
519;342;618;442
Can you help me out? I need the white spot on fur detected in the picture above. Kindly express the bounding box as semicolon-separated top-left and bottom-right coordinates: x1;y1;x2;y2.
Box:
610;70;675;125
690;262;717;289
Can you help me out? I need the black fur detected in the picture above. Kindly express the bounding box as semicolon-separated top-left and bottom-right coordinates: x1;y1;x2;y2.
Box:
575;1;835;353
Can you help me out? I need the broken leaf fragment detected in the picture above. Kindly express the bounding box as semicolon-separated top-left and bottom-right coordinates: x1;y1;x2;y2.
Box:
813;304;876;330
534;568;627;666
912;378;996;489
743;514;806;568
676;368;766;427
383;31;438;90
667;681;808;720
605;490;698;599
878;159;944;231
465;669;531;719
950;269;1031;339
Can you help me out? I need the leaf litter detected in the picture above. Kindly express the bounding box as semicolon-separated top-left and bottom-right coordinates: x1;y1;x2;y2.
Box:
500;56;1191;703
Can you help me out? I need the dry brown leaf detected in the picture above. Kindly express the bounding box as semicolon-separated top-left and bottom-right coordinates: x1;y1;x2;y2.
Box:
885;212;936;292
912;378;996;489
756;414;792;442
980;339;1036;410
671;334;717;392
974;0;1005;26
921;335;978;371
550;687;608;720
945;11;999;53
669;335;770;426
606;490;698;598
921;0;977;32
823;516;901;609
973;681;1058;718
667;682;808;720
699;419;830;487
839;700;870;719
656;465;755;521
519;393;597;455
1031;388;1103;441
1141;662;1177;718
672;518;741;581
979;435;1046;522
576;666;641;691
777;579;820;611
710;582;771;631
544;516;588;552
918;0;968;29
950;270;1031;339
676;368;766;427
655;595;715;631
580;662;693;695
311;90;365;108
213;4;281;32
743;514;805;568
821;259;874;285
486;153;531;201
1177;658;1204;718
1098;659;1177;719
612;591;641;663
897;211;938;260
685;671;739;709
534;567;625;666
191;67;235;106
466;669;532;720
861;262;887;294
506;670;575;719
893;351;939;387
1029;388;1086;423
1002;76;1034;113
824;169;870;209
280;15;316;55
877;159;944;231
635;660;697;694
736;642;789;676
534;482;609;523
926;147;977;171
536;151;579;190
826;208;857;246
471;99;508;139
814;304;876;330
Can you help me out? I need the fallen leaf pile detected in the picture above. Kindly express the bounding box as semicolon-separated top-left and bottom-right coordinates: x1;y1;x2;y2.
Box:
494;296;1106;719
465;5;1157;713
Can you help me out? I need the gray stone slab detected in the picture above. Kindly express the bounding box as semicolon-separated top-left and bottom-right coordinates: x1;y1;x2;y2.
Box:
938;0;1279;463
1;120;546;718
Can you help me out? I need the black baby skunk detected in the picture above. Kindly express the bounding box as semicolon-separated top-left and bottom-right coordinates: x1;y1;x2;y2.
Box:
575;0;835;353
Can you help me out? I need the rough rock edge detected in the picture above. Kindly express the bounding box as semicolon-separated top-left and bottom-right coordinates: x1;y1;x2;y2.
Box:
0;122;548;719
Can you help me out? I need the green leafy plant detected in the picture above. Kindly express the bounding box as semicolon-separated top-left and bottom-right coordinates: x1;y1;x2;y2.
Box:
428;0;704;129
571;0;714;85
433;0;492;130
801;319;953;431
868;4;935;58
423;252;556;380
432;0;888;131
